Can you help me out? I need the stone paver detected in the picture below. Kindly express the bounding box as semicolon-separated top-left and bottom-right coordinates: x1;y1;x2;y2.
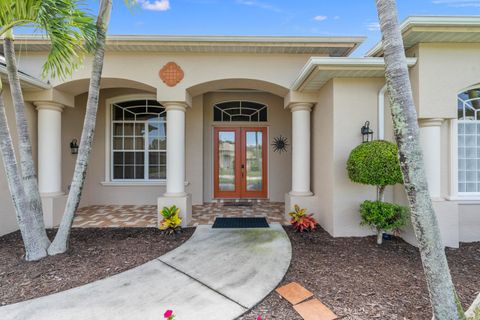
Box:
0;224;292;320
276;282;314;305
293;299;338;320
73;202;287;228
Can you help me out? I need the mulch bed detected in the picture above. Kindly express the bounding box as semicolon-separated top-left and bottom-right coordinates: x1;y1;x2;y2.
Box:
1;226;479;319
240;226;480;320
0;228;194;306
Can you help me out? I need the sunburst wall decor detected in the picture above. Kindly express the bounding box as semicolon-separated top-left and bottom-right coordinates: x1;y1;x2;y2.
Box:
272;135;289;154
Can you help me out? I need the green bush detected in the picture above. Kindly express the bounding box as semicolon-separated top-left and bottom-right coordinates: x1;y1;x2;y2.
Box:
360;200;408;233
347;140;403;188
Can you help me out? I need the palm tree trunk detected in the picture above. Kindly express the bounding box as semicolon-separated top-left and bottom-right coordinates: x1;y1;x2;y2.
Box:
3;33;50;250
0;84;47;261
48;0;112;255
375;0;464;318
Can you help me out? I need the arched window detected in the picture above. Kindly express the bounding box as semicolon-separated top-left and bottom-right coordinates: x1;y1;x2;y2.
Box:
213;101;267;122
111;99;166;180
457;87;480;193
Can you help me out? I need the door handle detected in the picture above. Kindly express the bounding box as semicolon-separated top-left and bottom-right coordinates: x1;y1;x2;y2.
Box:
241;164;245;177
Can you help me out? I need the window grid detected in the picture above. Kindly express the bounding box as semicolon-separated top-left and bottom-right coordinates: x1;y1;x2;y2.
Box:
111;100;166;181
458;88;480;194
213;101;267;122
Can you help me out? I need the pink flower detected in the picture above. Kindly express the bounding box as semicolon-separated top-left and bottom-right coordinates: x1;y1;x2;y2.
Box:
164;310;173;318
257;317;262;320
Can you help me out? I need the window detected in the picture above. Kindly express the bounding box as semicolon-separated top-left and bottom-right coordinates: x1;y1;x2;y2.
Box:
457;88;480;193
112;99;166;180
213;101;267;122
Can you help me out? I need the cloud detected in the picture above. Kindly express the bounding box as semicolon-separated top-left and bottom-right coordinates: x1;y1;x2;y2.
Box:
366;22;380;31
236;0;282;13
313;15;328;21
137;0;171;11
432;0;480;6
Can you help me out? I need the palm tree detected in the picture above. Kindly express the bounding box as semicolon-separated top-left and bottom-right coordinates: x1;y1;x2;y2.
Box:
48;0;114;254
0;88;47;261
0;0;96;260
374;0;480;318
49;0;137;254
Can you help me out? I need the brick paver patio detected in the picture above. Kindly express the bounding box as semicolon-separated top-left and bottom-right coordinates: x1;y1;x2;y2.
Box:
72;202;287;228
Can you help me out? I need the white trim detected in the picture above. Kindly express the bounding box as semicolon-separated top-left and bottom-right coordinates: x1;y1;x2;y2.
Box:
104;93;157;183
366;16;480;57
101;181;189;187
291;57;417;91
14;33;366;44
450;119;459;199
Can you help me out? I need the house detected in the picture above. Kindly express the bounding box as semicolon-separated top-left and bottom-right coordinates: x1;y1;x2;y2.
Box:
1;16;479;248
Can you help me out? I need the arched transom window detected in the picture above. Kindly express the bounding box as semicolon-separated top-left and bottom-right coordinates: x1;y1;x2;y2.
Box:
457;88;480;193
112;99;166;180
213;101;267;122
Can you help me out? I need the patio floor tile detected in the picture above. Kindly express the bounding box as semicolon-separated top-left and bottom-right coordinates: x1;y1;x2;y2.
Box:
72;202;287;228
275;282;313;305
293;298;338;320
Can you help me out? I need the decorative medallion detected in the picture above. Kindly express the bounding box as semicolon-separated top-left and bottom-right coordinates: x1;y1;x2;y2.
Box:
159;62;184;87
272;135;289;154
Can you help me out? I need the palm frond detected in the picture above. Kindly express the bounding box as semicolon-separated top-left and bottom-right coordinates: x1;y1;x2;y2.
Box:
0;0;97;80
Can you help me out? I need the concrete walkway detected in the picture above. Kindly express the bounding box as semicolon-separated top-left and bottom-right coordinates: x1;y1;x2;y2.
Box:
0;224;291;320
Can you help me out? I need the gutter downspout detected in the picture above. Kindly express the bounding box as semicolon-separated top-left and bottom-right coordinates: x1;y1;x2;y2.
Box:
378;84;387;140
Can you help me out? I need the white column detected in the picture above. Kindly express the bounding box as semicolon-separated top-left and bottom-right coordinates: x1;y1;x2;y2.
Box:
419;118;444;199
164;102;187;196
289;102;313;196
35;102;64;196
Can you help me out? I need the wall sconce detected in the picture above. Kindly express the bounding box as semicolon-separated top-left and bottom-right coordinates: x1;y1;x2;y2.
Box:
361;121;374;143
70;139;79;154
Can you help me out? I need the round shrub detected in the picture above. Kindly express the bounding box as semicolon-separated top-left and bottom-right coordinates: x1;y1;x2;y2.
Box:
360;200;408;233
347;140;403;187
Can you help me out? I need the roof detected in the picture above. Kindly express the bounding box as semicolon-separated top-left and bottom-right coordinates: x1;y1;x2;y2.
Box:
8;34;365;57
0;56;50;90
367;16;480;57
292;57;418;92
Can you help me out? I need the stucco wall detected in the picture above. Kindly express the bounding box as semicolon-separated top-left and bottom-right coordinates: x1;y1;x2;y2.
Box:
416;43;480;119
18;52;311;102
62;87;204;207
202;91;291;202
331;78;388;237
0;86;38;236
311;80;334;234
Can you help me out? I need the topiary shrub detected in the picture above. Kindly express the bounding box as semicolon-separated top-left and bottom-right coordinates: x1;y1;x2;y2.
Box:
360;200;408;244
347;140;407;244
347;140;403;199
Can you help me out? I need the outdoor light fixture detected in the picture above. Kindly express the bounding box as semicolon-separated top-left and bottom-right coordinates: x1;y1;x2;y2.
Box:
70;139;79;155
361;121;374;143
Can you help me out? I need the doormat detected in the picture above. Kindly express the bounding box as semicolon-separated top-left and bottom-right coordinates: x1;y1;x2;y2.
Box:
223;202;253;207
212;217;269;228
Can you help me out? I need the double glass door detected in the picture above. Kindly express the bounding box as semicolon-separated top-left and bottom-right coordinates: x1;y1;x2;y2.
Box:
214;127;267;199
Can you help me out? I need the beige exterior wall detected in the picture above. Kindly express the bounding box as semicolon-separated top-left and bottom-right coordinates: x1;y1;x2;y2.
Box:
0;86;38;236
415;43;480;119
331;78;388;237
202;91;291;202
18;52;311;102
62;87;204;207
311;80;334;233
62;88;164;207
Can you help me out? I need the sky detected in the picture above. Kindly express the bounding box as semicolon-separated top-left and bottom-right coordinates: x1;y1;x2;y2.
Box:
27;0;480;56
